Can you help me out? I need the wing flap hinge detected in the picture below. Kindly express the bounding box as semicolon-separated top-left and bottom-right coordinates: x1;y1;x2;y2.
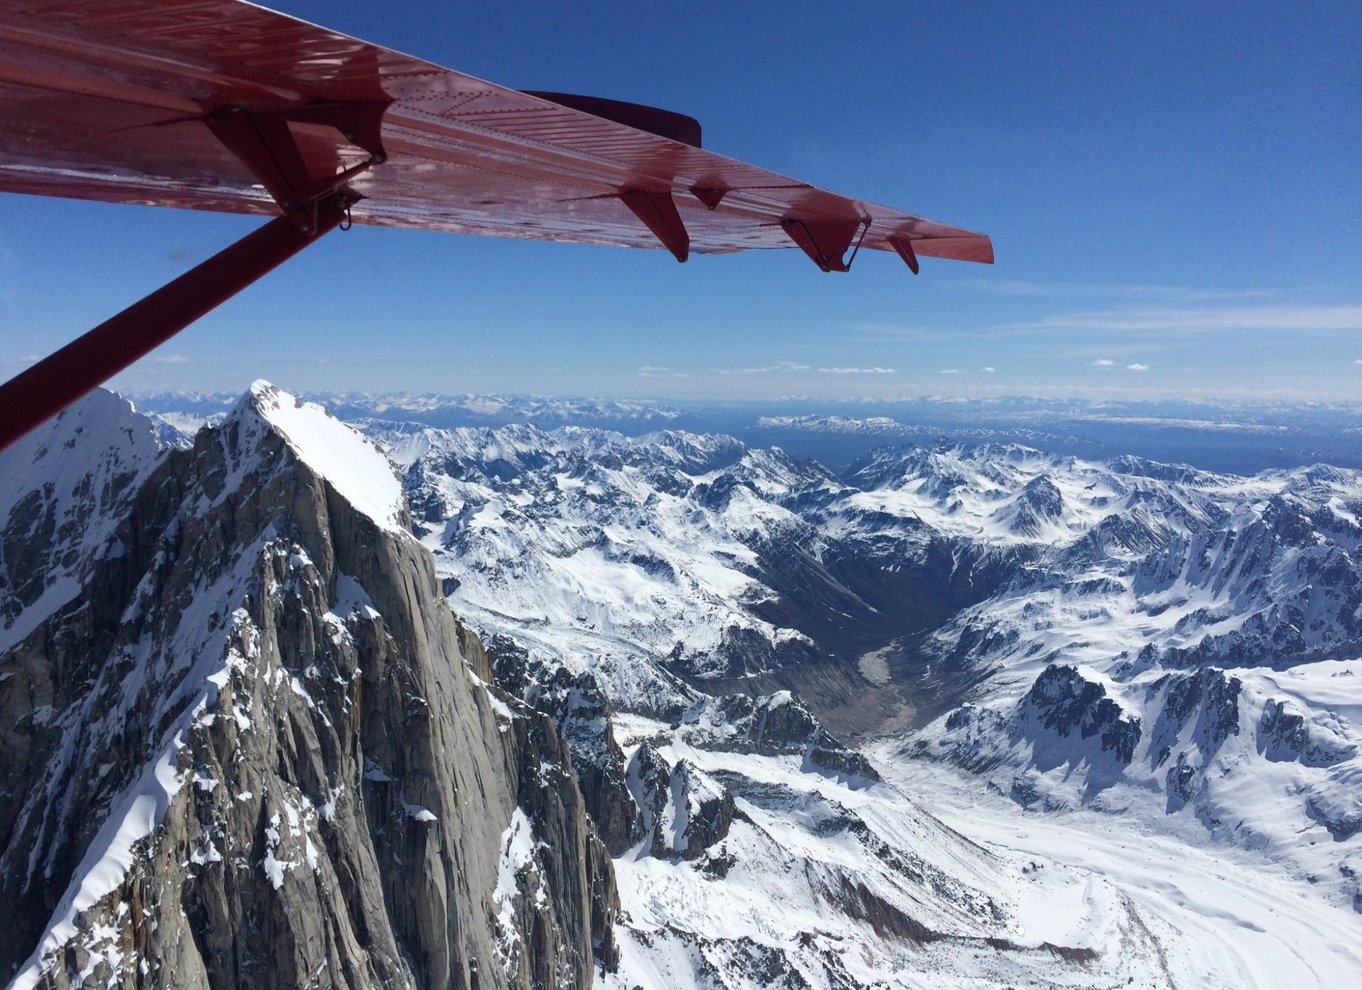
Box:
781;217;868;272
620;188;690;262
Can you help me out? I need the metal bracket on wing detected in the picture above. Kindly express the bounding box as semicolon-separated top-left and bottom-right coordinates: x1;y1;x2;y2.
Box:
204;99;391;231
781;217;869;273
619;187;690;262
887;234;920;275
690;184;727;210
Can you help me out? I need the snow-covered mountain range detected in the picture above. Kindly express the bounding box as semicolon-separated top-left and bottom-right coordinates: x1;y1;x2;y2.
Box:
3;384;1360;988
355;419;1362;923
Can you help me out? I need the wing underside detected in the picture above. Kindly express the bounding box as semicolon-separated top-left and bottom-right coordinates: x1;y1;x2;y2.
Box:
0;0;992;269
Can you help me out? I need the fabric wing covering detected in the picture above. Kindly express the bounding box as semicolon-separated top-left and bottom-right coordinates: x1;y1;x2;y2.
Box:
0;0;992;271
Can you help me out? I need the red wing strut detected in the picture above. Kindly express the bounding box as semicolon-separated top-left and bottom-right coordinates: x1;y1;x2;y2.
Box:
0;0;993;451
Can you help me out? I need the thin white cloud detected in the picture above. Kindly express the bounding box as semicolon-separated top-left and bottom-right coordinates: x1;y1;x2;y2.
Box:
818;366;895;375
1127;363;1150;372
1092;359;1116;367
1011;303;1362;335
1355;359;1362;366
716;361;810;376
981;366;996;373
853;322;978;342
938;368;960;375
956;278;1276;302
638;365;689;378
152;354;190;365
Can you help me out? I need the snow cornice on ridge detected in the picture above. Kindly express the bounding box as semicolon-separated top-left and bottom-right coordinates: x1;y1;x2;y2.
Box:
237;381;407;536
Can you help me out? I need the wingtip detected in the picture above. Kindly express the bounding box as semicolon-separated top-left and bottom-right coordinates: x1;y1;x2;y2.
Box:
907;234;995;266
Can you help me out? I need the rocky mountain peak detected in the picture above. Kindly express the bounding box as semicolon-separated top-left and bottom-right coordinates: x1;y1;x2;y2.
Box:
1;384;615;989
229;380;409;535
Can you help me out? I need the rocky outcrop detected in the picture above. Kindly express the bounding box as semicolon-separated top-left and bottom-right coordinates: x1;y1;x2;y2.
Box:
1260;698;1311;757
627;745;734;861
1258;697;1358;767
627;742;672;849
1308;787;1362;841
1022;665;1142;764
489;642;645;856
0;387;616;989
1144;667;1241;769
679;691;881;781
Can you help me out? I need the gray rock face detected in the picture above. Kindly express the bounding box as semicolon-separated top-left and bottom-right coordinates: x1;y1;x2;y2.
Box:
1260;698;1312;757
626;745;734;861
665;760;735;861
1165;752;1201;805
1022;665;1142;764
489;641;645;857
1145;667;1241;770
0;388;616;989
1257;696;1358;769
627;742;673;849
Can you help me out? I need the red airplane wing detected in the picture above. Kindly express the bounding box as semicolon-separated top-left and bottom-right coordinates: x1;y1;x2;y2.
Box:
0;0;994;451
0;0;992;269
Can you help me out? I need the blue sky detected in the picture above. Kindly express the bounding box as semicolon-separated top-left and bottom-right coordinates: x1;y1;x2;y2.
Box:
1;1;1358;403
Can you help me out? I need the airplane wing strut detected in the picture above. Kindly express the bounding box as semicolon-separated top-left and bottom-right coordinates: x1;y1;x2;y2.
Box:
0;193;354;451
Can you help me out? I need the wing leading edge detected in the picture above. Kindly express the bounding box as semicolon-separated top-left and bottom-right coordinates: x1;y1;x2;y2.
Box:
0;0;992;272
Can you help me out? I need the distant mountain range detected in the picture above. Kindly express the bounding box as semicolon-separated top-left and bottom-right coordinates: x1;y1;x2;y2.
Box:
372;415;1362;901
128;389;1362;474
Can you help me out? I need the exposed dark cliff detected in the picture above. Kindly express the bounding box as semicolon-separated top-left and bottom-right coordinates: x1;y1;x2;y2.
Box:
0;386;616;989
1024;664;1143;765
